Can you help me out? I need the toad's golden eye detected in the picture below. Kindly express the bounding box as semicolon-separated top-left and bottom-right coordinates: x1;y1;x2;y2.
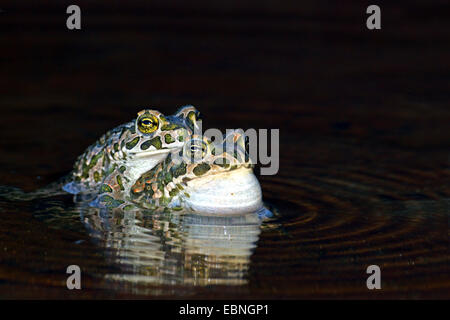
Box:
137;114;159;134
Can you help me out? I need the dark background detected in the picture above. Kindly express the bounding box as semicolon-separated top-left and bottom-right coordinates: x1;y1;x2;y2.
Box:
0;1;449;298
1;1;449;183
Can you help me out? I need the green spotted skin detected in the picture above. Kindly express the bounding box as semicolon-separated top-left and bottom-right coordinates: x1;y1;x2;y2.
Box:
65;107;197;199
66;106;254;212
125;132;252;211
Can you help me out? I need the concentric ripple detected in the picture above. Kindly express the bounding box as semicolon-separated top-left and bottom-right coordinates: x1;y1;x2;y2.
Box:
249;163;449;298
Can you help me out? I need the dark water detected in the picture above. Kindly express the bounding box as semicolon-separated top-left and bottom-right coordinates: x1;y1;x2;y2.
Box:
0;1;449;298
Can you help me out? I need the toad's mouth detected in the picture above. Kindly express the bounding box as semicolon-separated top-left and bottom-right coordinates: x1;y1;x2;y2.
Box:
128;147;175;159
181;167;263;215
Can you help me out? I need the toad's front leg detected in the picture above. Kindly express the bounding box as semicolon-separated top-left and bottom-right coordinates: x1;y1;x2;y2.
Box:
90;169;136;210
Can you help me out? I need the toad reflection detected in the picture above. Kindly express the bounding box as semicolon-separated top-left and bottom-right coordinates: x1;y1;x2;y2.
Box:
81;207;263;286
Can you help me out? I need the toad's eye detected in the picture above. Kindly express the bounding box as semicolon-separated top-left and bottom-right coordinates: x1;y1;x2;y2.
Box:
185;139;208;161
137;115;159;134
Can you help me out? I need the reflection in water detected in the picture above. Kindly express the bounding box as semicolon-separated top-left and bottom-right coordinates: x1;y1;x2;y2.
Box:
1;177;448;298
81;206;264;286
